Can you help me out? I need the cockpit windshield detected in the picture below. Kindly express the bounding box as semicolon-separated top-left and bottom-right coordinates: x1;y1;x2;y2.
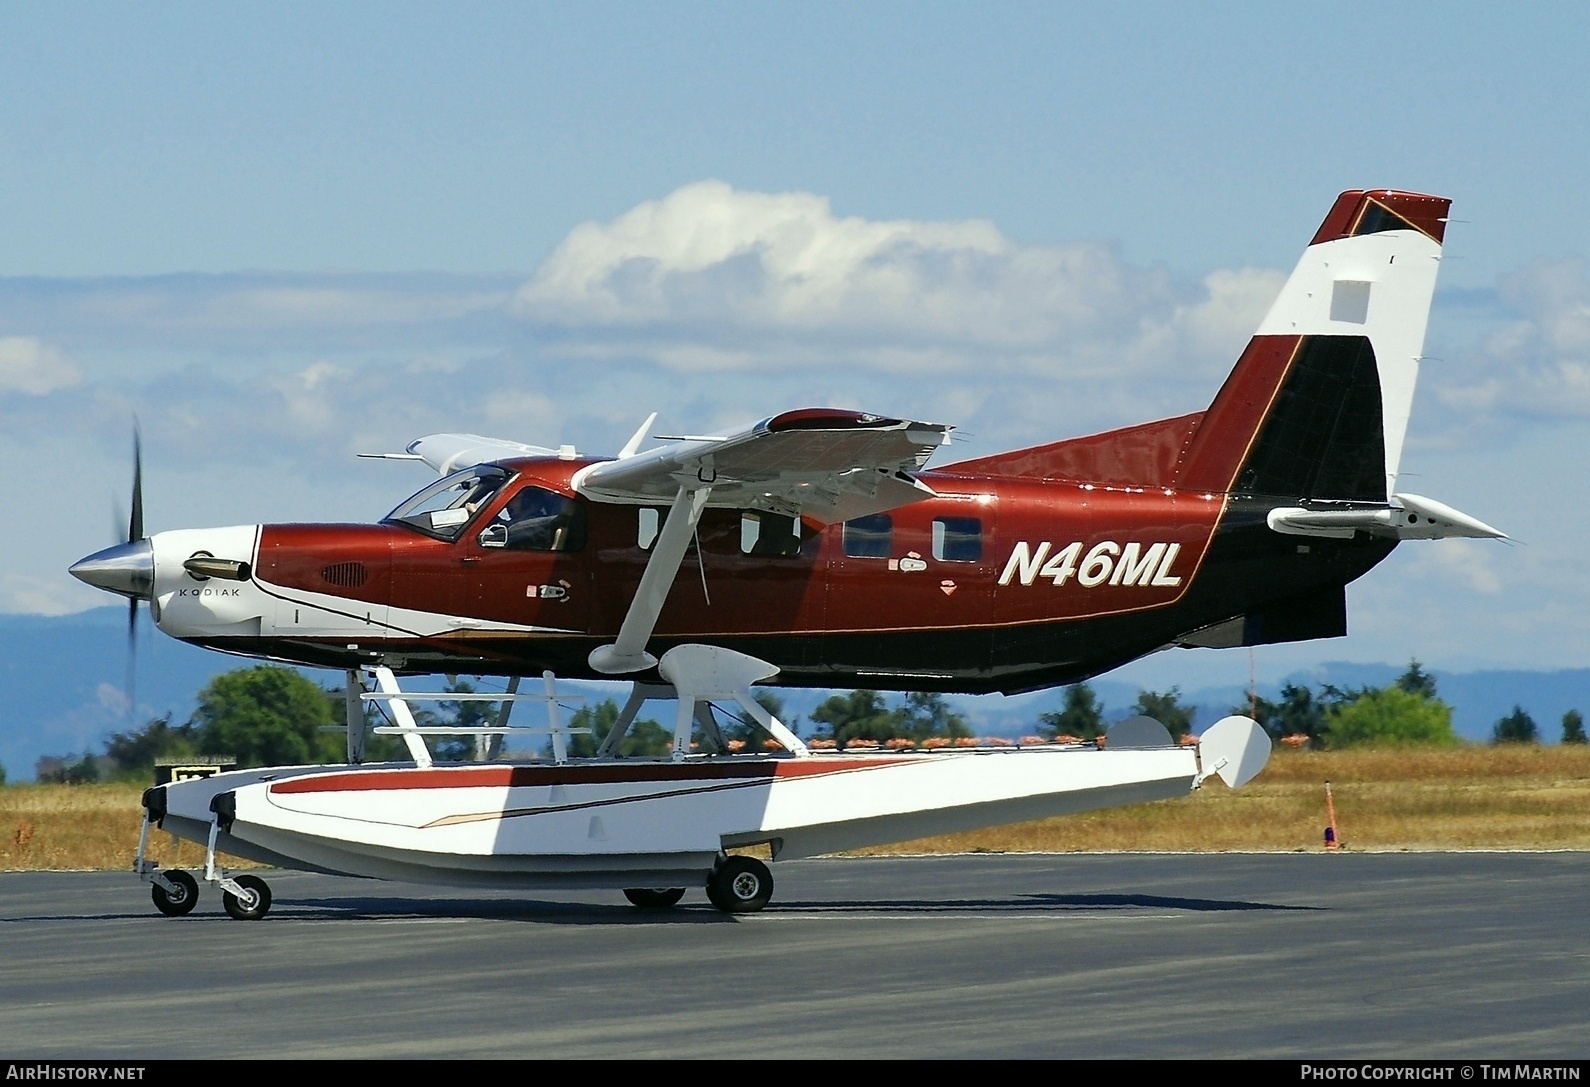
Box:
383;465;510;540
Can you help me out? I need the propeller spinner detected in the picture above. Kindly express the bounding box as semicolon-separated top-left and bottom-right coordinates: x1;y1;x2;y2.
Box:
69;427;151;714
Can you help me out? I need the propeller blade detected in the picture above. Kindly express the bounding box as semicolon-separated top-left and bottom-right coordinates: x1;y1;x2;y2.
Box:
129;425;144;544
125;598;139;719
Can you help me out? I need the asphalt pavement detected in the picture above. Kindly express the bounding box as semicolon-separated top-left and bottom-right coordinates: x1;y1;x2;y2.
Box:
2;852;1586;1058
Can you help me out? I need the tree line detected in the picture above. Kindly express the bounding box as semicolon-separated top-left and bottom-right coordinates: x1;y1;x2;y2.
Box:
1044;661;1587;750
19;659;1590;783
26;667;991;777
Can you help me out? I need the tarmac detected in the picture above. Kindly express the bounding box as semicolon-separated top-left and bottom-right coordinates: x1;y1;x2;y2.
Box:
2;852;1587;1058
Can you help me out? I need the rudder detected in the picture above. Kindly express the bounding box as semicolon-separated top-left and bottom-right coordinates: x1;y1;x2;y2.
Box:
1176;190;1449;501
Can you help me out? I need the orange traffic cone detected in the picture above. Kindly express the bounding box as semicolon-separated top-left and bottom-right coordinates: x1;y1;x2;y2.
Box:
1323;779;1341;850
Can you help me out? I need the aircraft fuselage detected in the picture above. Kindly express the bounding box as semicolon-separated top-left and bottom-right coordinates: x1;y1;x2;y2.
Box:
149;455;1391;695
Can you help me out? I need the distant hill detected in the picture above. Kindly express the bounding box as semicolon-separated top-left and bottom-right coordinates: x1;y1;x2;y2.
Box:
3;608;1587;780
0;608;241;784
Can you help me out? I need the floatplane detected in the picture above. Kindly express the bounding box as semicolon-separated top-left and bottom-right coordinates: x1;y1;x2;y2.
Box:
71;189;1503;919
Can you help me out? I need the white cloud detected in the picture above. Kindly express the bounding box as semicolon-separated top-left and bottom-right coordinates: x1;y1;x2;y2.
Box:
0;336;81;395
1422;540;1505;596
0;573;106;617
96;683;129;716
513;180;1280;382
1434;259;1590;419
194;284;512;331
482;390;559;430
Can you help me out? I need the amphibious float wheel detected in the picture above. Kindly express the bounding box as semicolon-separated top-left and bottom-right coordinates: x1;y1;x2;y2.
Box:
151;869;199;917
221;874;272;921
624;887;687;909
706;856;774;914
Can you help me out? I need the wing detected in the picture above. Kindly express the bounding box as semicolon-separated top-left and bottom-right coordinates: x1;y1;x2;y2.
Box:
573;408;952;525
383;409;954;677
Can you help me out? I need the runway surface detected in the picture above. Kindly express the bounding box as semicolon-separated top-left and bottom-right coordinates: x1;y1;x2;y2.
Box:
2;852;1587;1058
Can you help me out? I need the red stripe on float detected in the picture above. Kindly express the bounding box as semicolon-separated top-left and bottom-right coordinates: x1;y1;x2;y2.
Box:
270;756;911;794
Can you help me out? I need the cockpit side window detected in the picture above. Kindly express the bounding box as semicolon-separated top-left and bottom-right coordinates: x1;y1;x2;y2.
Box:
384;466;510;541
481;486;587;552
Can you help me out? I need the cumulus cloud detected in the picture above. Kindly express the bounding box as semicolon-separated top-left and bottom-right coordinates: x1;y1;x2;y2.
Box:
514;180;1281;382
0;573;105;617
1;179;1585;675
1433;258;1590;420
0;336;81;395
96;683;129;716
1422;540;1505;596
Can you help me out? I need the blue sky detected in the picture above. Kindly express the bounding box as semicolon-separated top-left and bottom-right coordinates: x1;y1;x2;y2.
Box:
2;2;1588;703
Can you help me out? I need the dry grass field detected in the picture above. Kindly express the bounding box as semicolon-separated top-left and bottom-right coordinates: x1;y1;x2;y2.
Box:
860;745;1590;854
0;782;240;873
3;746;1589;872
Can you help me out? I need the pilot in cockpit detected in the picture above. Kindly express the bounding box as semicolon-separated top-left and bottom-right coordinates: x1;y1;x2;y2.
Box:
498;487;570;551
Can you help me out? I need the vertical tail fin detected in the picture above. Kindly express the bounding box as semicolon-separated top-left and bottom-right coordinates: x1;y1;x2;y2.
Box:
1176;190;1449;501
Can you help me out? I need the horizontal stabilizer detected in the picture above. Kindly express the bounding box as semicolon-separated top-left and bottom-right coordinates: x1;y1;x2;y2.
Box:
1267;492;1506;541
400;434;564;475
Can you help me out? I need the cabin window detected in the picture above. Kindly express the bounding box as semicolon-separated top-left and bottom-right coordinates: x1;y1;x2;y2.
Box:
385;465;509;541
842;514;892;558
932;517;982;562
740;511;801;557
637;507;667;550
480;486;586;552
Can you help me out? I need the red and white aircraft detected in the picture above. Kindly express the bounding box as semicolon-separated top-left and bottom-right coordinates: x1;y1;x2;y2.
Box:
72;189;1502;920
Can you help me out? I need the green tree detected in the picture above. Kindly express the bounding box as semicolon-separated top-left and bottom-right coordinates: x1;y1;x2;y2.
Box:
1396;660;1439;699
1039;683;1105;741
720;690;796;746
325;678;408;763
102;714;198;780
0;761;6;786
188;665;343;768
1323;686;1457;748
1563;709;1587;745
430;679;485;761
36;753;100;784
563;699;670;758
1246;682;1327;742
1492;705;1539;745
807;690;970;748
809;690;898;748
897;692;971;743
1133;688;1195;740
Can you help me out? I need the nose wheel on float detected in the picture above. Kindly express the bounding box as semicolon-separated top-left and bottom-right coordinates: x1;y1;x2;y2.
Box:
135;787;275;920
149;868;199;916
140;865;275;921
222;874;273;920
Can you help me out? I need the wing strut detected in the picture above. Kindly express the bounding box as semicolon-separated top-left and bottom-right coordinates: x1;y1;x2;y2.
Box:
589;484;713;675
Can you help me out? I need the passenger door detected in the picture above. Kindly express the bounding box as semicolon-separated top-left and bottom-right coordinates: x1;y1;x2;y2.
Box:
461;484;590;634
